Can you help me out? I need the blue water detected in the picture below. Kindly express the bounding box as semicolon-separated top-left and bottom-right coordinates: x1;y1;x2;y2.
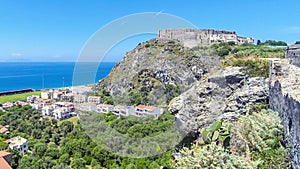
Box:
0;62;116;92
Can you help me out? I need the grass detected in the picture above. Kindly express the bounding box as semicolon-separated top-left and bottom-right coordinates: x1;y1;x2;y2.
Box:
58;116;79;126
0;91;41;104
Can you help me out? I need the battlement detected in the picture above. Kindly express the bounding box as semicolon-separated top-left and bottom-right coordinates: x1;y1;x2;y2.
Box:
158;28;254;48
286;44;300;67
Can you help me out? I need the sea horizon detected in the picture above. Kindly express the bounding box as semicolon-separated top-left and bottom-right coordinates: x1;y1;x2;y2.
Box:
0;62;116;92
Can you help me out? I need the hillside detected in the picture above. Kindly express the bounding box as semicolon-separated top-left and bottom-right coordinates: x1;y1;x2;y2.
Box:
95;39;221;106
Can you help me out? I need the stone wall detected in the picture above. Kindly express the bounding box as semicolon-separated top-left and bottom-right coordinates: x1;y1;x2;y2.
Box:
286;44;300;67
269;58;300;168
158;29;254;48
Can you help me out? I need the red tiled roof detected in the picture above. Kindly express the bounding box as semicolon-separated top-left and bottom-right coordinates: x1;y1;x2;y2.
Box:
0;157;12;169
0;151;11;158
136;105;156;110
0;127;8;133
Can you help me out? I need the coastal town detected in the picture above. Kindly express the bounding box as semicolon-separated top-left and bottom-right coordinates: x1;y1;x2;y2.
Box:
0;87;164;168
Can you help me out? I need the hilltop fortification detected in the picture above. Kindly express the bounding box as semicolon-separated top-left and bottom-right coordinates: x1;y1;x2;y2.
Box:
158;29;254;48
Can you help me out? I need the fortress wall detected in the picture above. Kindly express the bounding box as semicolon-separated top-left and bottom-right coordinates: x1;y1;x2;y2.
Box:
158;29;254;47
269;59;300;168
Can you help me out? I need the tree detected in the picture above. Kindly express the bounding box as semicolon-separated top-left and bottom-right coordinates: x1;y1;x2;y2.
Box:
70;158;86;169
33;143;47;157
257;40;261;45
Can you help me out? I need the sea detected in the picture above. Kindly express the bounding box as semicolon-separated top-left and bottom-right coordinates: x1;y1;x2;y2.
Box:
0;62;116;92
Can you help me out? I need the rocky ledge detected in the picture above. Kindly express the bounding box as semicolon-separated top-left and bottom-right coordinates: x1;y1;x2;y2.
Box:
168;66;269;134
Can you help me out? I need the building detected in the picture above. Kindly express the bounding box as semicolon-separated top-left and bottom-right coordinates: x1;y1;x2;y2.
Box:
53;107;72;120
0;125;9;134
41;105;54;116
53;92;63;100
74;94;87;103
27;95;40;103
0;151;12;169
61;93;74;102
97;104;114;113
158;29;254;48
114;105;135;116
135;105;163;118
1;102;14;109
7;136;28;154
88;96;101;104
41;91;52;99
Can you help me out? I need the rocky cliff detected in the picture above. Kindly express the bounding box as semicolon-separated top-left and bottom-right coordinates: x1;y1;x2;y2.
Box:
168;66;269;134
96;39;221;105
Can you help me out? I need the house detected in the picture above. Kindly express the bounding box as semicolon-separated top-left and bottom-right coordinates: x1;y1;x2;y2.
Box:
7;136;28;154
27;95;40;103
0;125;9;134
16;101;28;107
97;104;114;113
41;91;52;99
88;96;101;104
30;102;43;110
53;107;72;120
135;105;163;118
53;92;62;100
1;102;14;109
74;94;87;103
114;105;135;116
60;93;74;102
42;105;54;116
0;151;12;169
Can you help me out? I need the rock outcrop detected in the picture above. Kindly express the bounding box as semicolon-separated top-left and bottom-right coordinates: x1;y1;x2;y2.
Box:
168;66;269;133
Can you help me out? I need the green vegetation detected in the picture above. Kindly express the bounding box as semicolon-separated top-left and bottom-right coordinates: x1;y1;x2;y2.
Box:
200;120;232;149
0;106;175;169
57;116;79;126
223;59;270;78
212;42;286;58
174;110;291;168
259;40;288;46
0;91;41;104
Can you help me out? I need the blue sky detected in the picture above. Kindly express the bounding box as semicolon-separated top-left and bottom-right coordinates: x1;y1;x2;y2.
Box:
0;0;300;62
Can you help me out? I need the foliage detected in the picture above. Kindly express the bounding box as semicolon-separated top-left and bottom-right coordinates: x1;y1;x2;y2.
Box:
230;110;291;168
260;40;287;46
0;91;41;104
223;58;270;78
174;110;291;169
174;143;260;168
0;106;174;169
200;120;232;149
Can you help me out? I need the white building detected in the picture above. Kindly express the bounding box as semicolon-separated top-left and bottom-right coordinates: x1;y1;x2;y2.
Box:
135;105;163;118
74;94;87;103
7;136;28;154
53;107;71;120
114;105;135;116
97;104;114;113
88;96;101;104
27;95;40;103
42;105;53;116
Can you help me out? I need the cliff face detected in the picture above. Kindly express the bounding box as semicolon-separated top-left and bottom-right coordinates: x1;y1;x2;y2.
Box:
269;58;300;168
96;39;221;105
168;66;269;133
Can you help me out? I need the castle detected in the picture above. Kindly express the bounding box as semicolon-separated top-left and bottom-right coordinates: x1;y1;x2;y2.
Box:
158;29;254;48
